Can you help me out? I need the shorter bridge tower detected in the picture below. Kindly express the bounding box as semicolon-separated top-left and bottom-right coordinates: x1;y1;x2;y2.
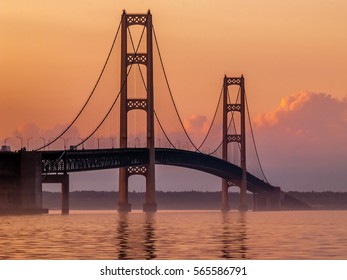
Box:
221;76;248;211
118;11;157;212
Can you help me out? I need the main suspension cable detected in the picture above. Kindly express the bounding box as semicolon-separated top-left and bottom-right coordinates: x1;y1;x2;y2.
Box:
196;86;223;151
133;24;243;163
153;25;204;152
245;91;269;183
127;27;176;149
35;19;122;151
73;13;149;149
154;110;176;148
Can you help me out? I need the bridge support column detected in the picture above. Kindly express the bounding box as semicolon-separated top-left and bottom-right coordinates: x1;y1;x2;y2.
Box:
239;177;248;211
143;157;157;212
253;193;268;211
252;193;258;211
269;187;282;210
0;151;46;214
253;187;282;211
61;175;69;215
222;76;248;212
118;11;157;212
43;174;70;215
221;184;230;212
118;169;131;212
239;76;248;212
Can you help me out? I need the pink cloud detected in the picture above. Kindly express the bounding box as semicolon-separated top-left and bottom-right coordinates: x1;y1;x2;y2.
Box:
183;115;208;133
253;91;347;190
9;123;81;150
13;123;41;138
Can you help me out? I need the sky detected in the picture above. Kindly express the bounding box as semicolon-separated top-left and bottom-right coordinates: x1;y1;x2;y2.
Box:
1;0;347;192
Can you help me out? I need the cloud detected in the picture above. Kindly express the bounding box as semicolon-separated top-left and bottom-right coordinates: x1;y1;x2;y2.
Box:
10;123;81;150
183;115;208;132
253;91;347;190
181;114;223;150
13;123;41;138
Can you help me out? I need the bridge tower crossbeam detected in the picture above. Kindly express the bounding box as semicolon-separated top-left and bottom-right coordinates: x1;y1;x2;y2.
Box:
118;11;157;212
221;76;248;211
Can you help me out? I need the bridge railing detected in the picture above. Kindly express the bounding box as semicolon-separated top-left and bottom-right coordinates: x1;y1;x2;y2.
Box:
41;148;148;174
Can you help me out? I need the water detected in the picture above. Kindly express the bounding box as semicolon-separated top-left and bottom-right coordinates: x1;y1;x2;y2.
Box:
0;210;346;260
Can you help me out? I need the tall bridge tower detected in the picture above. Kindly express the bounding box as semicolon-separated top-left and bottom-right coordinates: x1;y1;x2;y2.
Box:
118;11;157;212
221;76;248;211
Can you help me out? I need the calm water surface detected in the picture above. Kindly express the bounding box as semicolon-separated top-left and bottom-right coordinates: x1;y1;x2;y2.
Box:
0;210;346;259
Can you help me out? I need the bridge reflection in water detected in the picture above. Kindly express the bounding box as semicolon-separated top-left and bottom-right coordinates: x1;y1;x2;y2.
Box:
117;213;157;260
220;213;248;259
115;211;248;260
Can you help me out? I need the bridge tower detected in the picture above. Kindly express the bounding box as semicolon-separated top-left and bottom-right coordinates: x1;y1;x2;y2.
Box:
118;11;157;212
221;76;248;211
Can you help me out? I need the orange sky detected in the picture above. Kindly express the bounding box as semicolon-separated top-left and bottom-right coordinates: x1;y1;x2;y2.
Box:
1;0;347;191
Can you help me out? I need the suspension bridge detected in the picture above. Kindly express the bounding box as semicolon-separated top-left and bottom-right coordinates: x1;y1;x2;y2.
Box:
0;11;307;214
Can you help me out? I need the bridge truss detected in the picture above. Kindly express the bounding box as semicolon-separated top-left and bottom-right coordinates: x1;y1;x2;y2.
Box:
42;148;273;195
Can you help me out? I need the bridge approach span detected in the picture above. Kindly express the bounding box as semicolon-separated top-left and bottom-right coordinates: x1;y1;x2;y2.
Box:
42;148;275;194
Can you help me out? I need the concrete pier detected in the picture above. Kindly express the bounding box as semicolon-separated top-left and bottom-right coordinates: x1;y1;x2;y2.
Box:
253;187;282;211
0;151;47;214
43;174;70;214
221;184;230;212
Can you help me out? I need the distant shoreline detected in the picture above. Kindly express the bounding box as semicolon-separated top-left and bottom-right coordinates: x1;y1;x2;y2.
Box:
43;190;347;210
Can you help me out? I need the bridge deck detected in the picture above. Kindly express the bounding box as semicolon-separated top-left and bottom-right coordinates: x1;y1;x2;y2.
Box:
41;148;275;194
